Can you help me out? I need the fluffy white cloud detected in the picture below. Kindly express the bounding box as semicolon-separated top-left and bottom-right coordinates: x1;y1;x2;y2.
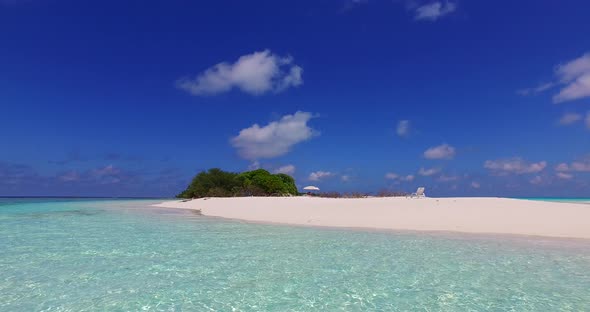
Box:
555;156;590;172
177;50;303;96
556;53;590;82
414;1;456;21
553;53;590;103
554;75;590;103
396;120;410;137
520;53;590;103
558;112;583;125
308;171;333;181
471;181;480;189
556;172;573;180
273;164;296;175
341;175;351;182
231;111;317;160
423;144;456;159
484;158;547;175
418;167;440;176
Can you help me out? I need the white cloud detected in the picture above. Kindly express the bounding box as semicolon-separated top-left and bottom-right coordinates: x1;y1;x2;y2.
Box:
273;164;295;175
555;163;570;172
471;181;480;189
553;53;590;103
555;156;590;172
396;120;410;137
424;143;456;159
402;175;415;182
341;175;351;182
308;171;333;181
414;1;456;21
558;112;582;125
177;50;303;96
248;161;261;170
231;111;317;160
521;53;590;103
385;172;415;182
385;172;399;180
554;74;590;103
484;158;547;175
572;159;590;172
418;167;440;176
556;172;573;180
556;53;590;82
517;82;555;96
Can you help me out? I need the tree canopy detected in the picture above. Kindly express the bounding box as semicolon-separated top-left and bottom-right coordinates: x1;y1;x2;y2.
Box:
177;168;299;198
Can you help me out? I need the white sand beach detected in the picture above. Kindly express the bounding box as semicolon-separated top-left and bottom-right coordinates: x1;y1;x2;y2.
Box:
154;197;590;239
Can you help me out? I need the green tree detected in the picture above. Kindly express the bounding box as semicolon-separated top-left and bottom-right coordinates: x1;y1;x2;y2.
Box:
177;167;298;198
177;168;238;198
275;173;298;195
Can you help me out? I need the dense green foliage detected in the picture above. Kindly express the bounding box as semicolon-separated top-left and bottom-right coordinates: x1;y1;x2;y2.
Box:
177;168;299;198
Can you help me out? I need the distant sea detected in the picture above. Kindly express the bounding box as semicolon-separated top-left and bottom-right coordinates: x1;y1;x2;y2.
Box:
1;198;589;311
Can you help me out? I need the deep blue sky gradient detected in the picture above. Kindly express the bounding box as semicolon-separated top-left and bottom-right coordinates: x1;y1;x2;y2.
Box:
1;0;589;197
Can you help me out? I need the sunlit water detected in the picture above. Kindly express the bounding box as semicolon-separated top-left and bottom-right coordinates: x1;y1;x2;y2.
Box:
1;199;589;311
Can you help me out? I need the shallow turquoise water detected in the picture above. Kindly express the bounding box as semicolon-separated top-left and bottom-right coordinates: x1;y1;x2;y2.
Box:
518;197;590;204
1;199;589;311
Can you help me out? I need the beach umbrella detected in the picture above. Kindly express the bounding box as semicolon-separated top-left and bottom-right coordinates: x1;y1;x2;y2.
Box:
303;186;320;191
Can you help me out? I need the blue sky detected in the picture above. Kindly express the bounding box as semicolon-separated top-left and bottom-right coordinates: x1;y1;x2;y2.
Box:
1;0;590;197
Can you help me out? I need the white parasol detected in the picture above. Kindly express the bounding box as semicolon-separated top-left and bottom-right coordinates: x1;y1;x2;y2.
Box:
303;186;320;191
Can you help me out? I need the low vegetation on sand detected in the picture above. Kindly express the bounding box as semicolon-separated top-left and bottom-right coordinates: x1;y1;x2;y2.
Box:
177;168;298;198
314;190;408;198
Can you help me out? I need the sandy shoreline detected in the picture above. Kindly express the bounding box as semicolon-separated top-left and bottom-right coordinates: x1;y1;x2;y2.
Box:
153;197;590;239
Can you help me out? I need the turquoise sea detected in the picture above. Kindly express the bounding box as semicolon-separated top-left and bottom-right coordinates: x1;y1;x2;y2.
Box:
1;198;589;311
519;197;590;204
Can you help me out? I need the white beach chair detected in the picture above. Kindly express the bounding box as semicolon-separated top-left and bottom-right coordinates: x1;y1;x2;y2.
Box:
409;187;426;198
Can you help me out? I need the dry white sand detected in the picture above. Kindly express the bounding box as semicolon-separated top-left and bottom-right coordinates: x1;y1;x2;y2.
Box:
153;197;590;239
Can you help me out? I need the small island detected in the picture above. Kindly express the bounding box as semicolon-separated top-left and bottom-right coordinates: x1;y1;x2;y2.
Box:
176;168;298;198
161;168;590;239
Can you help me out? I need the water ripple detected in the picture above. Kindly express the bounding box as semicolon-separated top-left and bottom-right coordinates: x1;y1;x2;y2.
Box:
0;199;589;311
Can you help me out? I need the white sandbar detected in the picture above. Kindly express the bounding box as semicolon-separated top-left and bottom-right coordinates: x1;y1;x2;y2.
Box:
154;197;590;239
